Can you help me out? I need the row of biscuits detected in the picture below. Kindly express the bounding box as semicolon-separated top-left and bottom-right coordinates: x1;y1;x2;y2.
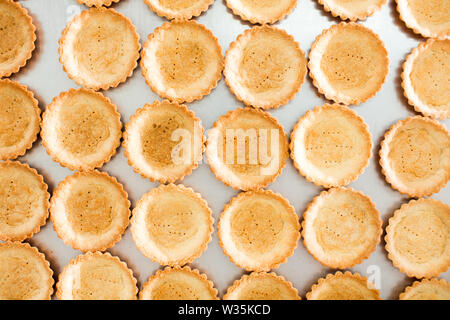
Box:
48;0;450;39
1;79;448;196
1;241;449;299
1;1;448;118
0;160;448;295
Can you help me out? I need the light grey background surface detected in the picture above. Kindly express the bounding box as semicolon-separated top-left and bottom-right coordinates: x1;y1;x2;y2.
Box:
8;0;449;299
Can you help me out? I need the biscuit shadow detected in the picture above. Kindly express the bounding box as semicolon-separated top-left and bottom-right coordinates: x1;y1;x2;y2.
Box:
392;53;419;116
27;237;61;288
388;0;422;41
311;0;343;24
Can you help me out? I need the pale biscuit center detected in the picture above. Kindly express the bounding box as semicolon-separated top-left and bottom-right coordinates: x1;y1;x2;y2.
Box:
408;0;450;26
0;255;42;299
320;28;386;96
0;173;41;227
240;41;293;93
157;40;207;89
151;279;201;299
314;203;373;253
393;211;447;264
305;119;356;168
389;127;441;182
230;201;283;254
72;260;129;300
73;12;136;82
141;114;185;167
66;183;114;235
236;279;290;300
59;104;110;156
314;278;375;300
145;200;198;249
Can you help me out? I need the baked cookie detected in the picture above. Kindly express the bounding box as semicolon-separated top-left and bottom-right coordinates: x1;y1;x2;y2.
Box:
0;0;36;77
400;278;450;300
41;88;122;171
302;188;382;269
218;189;300;271
396;0;450;39
59;7;140;90
140;266;218;300
307;271;380;300
225;0;298;24
0;161;49;242
402;39;450;119
50;171;131;252
57;252;137;300
0;242;53;300
144;0;214;20
380;116;449;197
123;100;204;183
141;20;223;103
0;79;40;160
78;0;121;6
290;104;372;188
317;0;386;21
385;198;450;279
224;25;307;109
207;107;289;191
309;22;389;105
131;184;213;266
223;272;300;300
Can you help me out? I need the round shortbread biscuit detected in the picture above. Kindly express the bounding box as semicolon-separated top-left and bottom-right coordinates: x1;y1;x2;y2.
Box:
306;271;381;300
223;272;300;300
140;266;218;300
385;198;450;279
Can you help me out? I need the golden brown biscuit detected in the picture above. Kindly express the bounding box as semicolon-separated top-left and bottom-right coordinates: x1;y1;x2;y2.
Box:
307;271;381;300
144;0;214;20
302;188;382;269
59;7;140;90
41;88;122;171
218;189;300;271
402;39;450;119
57;252;137;300
131;184;213;266
140;266;218;300
309;22;389;105
290;104;372;188
317;0;386;21
380;116;449;197
78;0;121;6
141;20;223;103
0;242;53;300
400;278;450;300
0;0;36;77
225;0;298;24
223;272;300;300
50;171;131;252
207;107;289;191
385;198;450;279
0;161;49;242
0;79;40;160
224;25;307;109
123;100;204;183
396;0;450;39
